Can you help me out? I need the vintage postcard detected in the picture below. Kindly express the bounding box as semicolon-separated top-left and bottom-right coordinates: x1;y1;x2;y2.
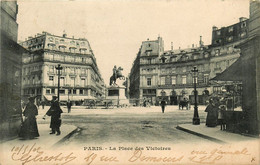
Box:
0;0;259;164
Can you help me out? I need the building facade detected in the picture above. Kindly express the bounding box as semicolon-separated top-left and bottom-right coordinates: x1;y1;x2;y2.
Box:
210;1;260;135
20;32;105;103
0;1;25;140
129;18;249;106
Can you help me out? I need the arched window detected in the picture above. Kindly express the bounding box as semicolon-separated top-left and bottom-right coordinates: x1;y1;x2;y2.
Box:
161;90;166;96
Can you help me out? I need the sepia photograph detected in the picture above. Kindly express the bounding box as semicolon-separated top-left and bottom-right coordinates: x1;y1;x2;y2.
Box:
0;0;259;164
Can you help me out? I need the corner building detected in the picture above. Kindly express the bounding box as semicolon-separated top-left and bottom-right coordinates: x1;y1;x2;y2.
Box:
20;32;105;103
129;18;249;106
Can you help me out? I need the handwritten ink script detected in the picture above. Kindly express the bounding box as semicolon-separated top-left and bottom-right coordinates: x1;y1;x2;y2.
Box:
189;147;251;164
9;144;256;165
11;143;76;165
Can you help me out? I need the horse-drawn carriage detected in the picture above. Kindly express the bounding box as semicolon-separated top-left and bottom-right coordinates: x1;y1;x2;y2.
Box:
178;98;190;110
84;98;115;109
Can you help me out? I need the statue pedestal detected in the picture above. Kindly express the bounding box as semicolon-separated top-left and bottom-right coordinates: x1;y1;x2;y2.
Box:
107;85;129;106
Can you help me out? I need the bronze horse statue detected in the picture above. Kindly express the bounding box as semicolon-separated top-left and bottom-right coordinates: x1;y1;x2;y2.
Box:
110;66;125;86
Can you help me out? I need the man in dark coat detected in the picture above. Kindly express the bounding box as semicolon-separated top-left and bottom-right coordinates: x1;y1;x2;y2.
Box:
44;96;63;135
161;99;166;113
67;100;72;113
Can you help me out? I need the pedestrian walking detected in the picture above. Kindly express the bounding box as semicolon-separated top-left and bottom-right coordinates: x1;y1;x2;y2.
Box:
143;98;147;107
19;96;40;139
67;100;72;113
161;99;166;113
43;96;63;135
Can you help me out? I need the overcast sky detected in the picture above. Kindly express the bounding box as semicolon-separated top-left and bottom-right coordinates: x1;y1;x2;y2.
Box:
17;0;249;85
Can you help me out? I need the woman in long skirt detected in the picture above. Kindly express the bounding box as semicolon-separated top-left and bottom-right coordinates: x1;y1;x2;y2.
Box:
19;97;40;139
205;98;219;127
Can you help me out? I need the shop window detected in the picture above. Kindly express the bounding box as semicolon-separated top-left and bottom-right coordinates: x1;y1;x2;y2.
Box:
60;89;65;94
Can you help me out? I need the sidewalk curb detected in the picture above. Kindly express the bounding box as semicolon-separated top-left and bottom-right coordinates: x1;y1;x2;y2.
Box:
176;125;226;144
51;126;79;148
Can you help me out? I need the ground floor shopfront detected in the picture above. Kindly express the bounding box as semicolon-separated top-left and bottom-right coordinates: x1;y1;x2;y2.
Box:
140;86;212;106
22;86;102;106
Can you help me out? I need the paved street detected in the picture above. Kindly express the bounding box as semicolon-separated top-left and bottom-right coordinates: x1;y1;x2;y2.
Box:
38;105;211;146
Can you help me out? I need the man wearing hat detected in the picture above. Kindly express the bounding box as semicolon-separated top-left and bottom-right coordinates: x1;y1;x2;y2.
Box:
43;96;63;135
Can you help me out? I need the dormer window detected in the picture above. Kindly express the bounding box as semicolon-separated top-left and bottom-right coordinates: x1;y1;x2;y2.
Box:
241;22;246;28
49;37;53;42
215;39;222;44
81;42;86;46
227;36;233;42
228;27;233;32
161;56;166;63
240;32;246;38
69;47;76;53
146;51;151;56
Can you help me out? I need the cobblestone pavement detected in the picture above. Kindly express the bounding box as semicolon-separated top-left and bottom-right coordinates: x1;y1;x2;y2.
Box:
37;105;212;146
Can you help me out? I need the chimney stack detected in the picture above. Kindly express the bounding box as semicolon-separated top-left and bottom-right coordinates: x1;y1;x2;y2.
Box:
63;30;67;38
171;42;173;51
239;17;247;22
212;26;218;31
199;36;204;47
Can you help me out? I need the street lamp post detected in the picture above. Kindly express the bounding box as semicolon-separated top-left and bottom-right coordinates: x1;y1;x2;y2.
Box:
192;66;200;125
55;64;63;101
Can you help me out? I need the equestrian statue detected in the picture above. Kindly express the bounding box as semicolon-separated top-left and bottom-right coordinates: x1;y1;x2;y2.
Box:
109;65;125;86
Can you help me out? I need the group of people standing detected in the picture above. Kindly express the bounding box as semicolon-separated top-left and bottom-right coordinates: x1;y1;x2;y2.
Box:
205;97;226;130
19;96;64;139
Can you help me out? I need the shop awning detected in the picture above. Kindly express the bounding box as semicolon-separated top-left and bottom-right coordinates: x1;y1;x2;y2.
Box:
211;57;243;81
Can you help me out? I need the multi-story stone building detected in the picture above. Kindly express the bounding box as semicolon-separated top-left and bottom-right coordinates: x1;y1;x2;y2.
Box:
129;18;249;106
20;32;105;103
209;18;249;96
0;1;26;140
211;0;260;135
